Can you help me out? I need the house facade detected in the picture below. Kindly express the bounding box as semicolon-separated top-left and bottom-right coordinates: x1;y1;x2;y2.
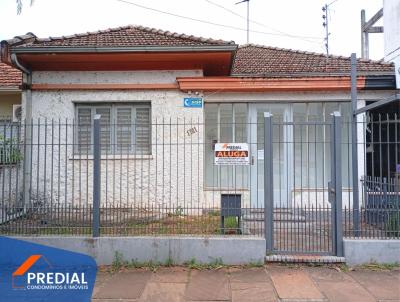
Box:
0;63;21;122
0;26;397;211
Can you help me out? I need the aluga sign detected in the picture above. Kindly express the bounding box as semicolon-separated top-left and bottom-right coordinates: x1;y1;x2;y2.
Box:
214;143;250;165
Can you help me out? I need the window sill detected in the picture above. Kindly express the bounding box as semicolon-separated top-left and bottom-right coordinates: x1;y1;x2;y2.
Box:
69;155;153;160
203;187;249;192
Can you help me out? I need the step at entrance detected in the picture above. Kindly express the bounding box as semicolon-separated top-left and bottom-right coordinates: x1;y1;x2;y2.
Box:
265;255;345;263
242;209;306;222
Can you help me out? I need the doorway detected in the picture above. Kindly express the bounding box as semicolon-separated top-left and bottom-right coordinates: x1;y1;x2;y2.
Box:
248;103;293;208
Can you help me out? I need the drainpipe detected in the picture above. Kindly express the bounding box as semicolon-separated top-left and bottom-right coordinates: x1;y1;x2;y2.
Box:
11;53;32;210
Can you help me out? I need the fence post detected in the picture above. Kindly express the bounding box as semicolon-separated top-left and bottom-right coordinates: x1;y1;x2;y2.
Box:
264;112;274;253
351;53;360;237
332;111;343;256
92;114;101;238
22;72;33;210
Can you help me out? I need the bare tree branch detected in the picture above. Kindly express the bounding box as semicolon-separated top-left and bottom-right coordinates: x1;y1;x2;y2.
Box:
16;0;35;15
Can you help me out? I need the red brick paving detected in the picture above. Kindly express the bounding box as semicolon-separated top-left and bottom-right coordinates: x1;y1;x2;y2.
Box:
92;265;400;302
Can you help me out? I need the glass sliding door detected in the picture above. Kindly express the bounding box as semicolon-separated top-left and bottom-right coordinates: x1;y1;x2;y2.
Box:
204;103;249;190
249;104;293;208
204;101;352;209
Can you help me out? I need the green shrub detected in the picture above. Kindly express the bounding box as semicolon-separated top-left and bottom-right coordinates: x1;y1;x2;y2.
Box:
112;251;124;270
224;216;238;229
0;135;22;165
385;212;400;237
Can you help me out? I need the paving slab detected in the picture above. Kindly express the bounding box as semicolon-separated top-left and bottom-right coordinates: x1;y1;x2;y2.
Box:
306;267;376;302
139;282;186;302
92;272;114;298
185;270;230;301
92;300;137;302
348;270;400;301
268;266;325;301
150;267;189;283
229;268;269;283
93;271;151;300
231;282;277;302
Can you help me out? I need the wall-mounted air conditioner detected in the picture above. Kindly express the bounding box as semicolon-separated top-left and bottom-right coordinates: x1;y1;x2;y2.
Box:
12;104;22;123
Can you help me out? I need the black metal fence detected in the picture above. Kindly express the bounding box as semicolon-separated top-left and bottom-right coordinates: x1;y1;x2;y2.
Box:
343;113;400;238
343;176;400;238
0;118;262;236
0;112;399;247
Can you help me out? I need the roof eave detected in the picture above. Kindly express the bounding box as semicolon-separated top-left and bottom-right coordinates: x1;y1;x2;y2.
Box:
230;71;396;78
0;87;21;92
10;44;238;54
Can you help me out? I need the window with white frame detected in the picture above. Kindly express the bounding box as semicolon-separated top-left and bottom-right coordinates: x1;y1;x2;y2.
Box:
75;103;151;155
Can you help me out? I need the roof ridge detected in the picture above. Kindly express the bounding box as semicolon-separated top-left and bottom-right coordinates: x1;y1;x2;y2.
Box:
132;24;235;45
3;32;37;47
239;44;393;66
32;24;235;45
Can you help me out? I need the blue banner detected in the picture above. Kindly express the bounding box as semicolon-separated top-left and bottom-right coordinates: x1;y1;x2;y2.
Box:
0;237;97;302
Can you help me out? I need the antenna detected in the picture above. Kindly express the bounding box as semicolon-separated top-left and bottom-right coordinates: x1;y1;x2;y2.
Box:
235;0;250;43
322;0;338;56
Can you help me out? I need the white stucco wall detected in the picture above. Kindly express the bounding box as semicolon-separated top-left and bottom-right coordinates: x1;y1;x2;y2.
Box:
384;0;400;61
384;0;400;87
20;71;395;211
25;70;208;211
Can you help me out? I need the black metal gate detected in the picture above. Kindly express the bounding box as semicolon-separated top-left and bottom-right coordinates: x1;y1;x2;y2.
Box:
264;112;343;256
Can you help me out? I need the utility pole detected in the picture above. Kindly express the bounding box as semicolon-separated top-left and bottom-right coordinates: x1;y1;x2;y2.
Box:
361;8;383;59
322;0;339;56
322;4;329;55
236;0;250;43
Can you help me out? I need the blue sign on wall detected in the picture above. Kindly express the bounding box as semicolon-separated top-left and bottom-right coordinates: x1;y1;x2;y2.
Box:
184;98;203;108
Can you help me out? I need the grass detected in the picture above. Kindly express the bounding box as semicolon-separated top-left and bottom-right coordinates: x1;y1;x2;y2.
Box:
0;226;92;236
111;252;229;271
0;205;248;236
111;252;230;272
184;257;224;270
244;261;264;268
111;251;164;272
0;214;224;236
224;216;238;229
109;254;266;272
356;262;400;271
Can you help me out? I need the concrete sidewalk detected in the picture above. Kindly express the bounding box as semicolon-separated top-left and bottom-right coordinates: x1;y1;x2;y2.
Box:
92;264;400;302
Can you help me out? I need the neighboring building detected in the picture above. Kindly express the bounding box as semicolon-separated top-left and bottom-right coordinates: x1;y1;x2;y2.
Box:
384;0;400;87
0;25;396;209
0;62;21;123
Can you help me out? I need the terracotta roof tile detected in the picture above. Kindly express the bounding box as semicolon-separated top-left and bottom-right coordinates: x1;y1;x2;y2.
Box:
0;63;21;89
232;44;395;76
9;25;235;48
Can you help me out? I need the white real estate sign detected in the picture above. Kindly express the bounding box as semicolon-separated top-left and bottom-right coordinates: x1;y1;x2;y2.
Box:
214;143;250;165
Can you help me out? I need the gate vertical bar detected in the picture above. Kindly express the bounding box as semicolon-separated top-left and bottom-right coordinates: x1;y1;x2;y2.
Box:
351;53;360;236
23;72;33;210
332;112;343;256
93;114;101;237
264;112;274;253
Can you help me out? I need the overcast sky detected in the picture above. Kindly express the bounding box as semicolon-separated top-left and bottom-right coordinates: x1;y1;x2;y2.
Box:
0;0;385;60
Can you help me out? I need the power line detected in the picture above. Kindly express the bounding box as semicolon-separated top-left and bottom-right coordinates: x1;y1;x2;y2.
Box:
114;0;323;44
204;0;322;42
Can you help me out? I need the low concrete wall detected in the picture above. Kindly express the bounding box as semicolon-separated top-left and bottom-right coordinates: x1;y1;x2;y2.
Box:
13;236;266;266
344;239;400;266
